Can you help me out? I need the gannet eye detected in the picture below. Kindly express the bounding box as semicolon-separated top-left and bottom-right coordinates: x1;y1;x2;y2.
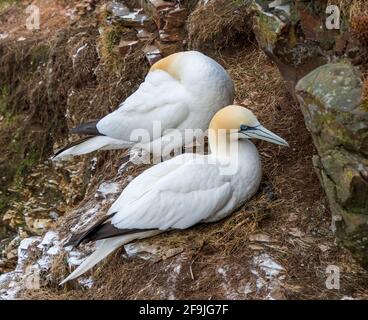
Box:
240;124;248;131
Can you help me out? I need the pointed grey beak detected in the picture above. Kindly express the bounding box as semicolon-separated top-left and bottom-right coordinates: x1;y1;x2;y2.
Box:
240;125;289;147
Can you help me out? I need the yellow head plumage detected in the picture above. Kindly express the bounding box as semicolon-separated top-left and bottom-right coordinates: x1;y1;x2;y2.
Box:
209;105;288;152
149;53;182;80
209;105;259;133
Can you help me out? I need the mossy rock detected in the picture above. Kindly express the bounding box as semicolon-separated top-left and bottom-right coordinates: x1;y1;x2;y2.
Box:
296;62;368;155
297;62;368;269
252;1;287;51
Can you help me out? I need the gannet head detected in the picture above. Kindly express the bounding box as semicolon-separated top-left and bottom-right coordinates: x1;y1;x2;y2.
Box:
150;52;182;80
209;105;289;147
149;52;234;99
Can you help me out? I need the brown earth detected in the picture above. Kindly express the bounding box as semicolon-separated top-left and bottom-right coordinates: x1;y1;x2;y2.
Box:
0;0;367;299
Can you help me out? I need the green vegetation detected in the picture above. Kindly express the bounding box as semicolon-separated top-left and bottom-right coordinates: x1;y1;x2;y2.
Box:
15;149;40;181
0;0;18;10
0;84;9;114
101;25;125;58
30;44;50;72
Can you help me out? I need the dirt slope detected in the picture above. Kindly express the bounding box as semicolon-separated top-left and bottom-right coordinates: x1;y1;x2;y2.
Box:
0;0;367;300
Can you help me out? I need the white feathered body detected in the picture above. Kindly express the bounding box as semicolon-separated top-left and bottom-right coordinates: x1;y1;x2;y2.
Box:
60;139;261;284
109;140;261;229
55;51;234;159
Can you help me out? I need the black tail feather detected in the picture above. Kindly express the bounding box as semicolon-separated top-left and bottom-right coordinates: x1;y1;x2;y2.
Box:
69;120;103;136
63;214;113;248
64;212;155;248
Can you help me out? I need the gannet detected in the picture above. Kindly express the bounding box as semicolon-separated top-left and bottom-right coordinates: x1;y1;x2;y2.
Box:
53;51;235;160
60;105;288;285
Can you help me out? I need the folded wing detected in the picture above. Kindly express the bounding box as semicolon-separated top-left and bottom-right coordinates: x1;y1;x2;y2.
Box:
110;155;233;231
96;71;191;142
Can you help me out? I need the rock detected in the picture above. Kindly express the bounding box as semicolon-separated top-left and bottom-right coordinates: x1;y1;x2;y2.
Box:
163;7;188;30
141;0;176;29
112;8;156;31
159;29;183;43
106;1;130;17
252;0;368;269
252;2;287;52
2;210;23;230
296;62;368;268
136;28;156;41
116;39;140;56
140;0;189;56
6;249;17;262
143;44;162;65
252;1;332;95
249;233;272;243
154;39;181;57
25;217;55;236
124;241;183;262
96;181;121;198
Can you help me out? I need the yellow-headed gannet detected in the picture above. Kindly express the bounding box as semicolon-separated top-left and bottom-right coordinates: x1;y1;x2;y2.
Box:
60;105;288;284
53;51;235;159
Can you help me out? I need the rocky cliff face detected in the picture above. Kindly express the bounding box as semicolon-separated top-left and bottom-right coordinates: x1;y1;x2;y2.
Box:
1;0;368;300
252;0;368;268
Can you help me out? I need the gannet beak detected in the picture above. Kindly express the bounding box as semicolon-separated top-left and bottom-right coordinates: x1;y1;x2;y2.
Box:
240;125;289;147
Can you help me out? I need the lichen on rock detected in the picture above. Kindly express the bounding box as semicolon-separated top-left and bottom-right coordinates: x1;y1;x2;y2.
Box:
296;61;368;267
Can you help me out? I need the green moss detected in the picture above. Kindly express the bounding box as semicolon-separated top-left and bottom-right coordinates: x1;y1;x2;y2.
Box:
0;84;9;113
0;194;9;214
362;98;368;112
339;224;368;268
30;44;49;72
101;25;124;57
0;0;18;10
254;10;285;47
14;149;40;183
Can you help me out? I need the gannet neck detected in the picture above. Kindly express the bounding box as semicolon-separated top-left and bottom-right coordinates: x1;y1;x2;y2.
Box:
149;52;234;100
149;52;181;80
208;129;235;159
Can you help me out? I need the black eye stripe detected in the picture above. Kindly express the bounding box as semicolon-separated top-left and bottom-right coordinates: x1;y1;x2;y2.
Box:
239;124;261;132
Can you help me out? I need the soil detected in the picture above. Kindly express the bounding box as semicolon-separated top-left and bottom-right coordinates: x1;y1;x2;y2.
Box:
0;0;367;300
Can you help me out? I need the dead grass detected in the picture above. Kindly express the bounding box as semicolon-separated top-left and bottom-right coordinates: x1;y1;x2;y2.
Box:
4;0;368;300
187;0;254;53
22;45;368;300
328;0;368;20
350;14;368;64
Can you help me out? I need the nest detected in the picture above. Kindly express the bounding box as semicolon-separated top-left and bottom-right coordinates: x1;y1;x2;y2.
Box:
21;45;368;300
187;0;254;53
351;15;368;44
4;0;368;301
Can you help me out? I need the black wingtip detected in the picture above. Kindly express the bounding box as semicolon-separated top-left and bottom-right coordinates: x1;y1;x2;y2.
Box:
69;120;103;136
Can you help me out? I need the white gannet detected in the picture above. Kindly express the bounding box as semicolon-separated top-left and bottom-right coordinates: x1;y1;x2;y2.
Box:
53;51;235;159
60;105;288;285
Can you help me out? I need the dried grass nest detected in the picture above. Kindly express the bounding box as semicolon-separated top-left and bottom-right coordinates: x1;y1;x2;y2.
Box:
187;0;254;52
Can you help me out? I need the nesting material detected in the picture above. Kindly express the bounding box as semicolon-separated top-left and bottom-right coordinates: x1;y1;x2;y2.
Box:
187;0;253;51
